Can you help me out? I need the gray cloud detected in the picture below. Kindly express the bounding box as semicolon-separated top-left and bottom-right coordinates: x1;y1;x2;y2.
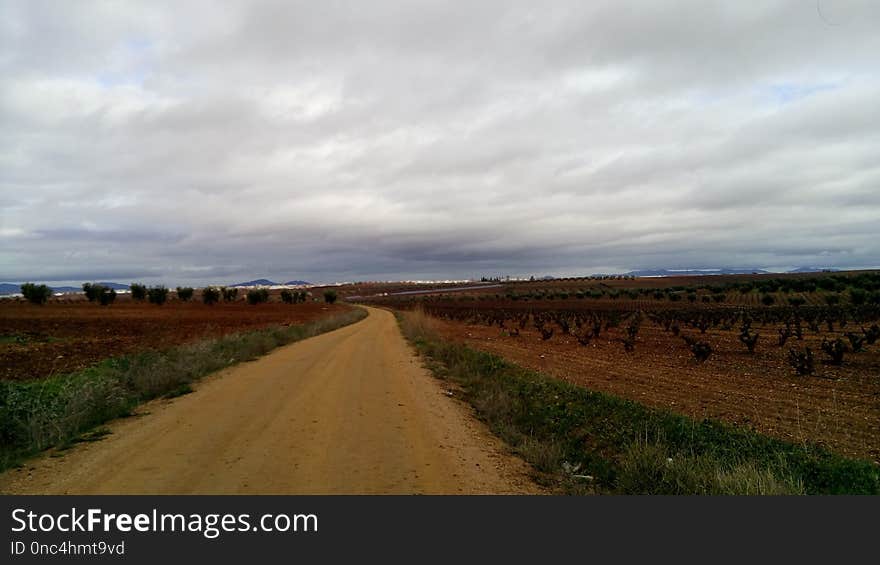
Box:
2;0;879;286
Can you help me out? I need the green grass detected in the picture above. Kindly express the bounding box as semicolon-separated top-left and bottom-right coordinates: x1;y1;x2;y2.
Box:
0;307;367;471
163;383;194;399
0;334;27;345
397;309;879;495
0;333;64;345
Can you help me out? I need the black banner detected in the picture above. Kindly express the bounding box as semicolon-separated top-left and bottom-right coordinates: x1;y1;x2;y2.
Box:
1;496;875;563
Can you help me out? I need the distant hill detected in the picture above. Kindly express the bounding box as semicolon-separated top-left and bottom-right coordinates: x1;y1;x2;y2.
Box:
231;279;278;287
284;280;311;286
51;286;81;293
0;281;130;295
95;282;130;290
0;282;80;295
627;268;770;277
786;267;840;274
0;283;21;295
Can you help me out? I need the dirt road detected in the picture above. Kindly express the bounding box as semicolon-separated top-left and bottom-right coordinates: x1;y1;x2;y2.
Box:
0;307;539;494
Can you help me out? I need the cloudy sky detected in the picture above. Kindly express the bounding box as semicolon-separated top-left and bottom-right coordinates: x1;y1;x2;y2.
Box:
2;1;879;286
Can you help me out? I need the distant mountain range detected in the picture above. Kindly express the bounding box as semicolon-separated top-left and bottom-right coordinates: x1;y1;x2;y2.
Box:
231;279;277;287
625;267;840;277
786;266;840;274
0;281;130;295
92;282;130;290
49;286;80;293
625;268;770;277
230;279;311;287
0;283;22;295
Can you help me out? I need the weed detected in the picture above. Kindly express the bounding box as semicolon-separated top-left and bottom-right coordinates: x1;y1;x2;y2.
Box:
163;384;194;399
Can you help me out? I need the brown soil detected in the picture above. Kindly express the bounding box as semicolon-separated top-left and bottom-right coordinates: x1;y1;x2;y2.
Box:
0;307;540;494
430;316;880;464
0;300;351;381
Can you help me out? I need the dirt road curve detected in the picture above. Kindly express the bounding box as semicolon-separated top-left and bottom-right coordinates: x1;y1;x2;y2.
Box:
0;307;540;494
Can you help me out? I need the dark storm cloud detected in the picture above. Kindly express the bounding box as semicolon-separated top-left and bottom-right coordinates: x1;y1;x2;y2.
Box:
2;1;879;286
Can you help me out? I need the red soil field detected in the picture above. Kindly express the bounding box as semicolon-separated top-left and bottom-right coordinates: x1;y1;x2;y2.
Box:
427;314;880;463
0;299;351;381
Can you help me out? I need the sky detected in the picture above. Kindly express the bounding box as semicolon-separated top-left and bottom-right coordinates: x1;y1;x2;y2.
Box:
2;0;879;286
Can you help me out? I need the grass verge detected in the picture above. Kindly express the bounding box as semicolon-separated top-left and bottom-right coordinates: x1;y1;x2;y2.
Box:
0;307;367;471
397;308;879;495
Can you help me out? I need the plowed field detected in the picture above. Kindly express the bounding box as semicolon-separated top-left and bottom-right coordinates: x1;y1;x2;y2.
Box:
0;300;350;381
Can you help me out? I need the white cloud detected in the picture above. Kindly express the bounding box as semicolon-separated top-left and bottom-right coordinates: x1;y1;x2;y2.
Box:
1;0;879;285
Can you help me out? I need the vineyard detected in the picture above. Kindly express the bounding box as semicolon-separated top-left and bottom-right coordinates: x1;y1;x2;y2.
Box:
362;273;880;464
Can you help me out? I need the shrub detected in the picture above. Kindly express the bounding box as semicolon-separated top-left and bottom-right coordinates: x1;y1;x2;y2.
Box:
739;328;759;354
787;296;806;307
621;315;641;352
323;290;338;304
682;335;712;362
821;338;846;366
280;289;294;304
130;283;147;301
778;326;792;347
845;332;865;353
82;283;97;302
202;287;221;305
761;294;775;306
824;293;840;305
98;287;116;306
864;324;880;346
221;287;238;302
247;288;270;305
20;283;51;305
83;284;115;305
787;347;814;375
176;287;194;302
849;288;867;305
147;286;169;305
